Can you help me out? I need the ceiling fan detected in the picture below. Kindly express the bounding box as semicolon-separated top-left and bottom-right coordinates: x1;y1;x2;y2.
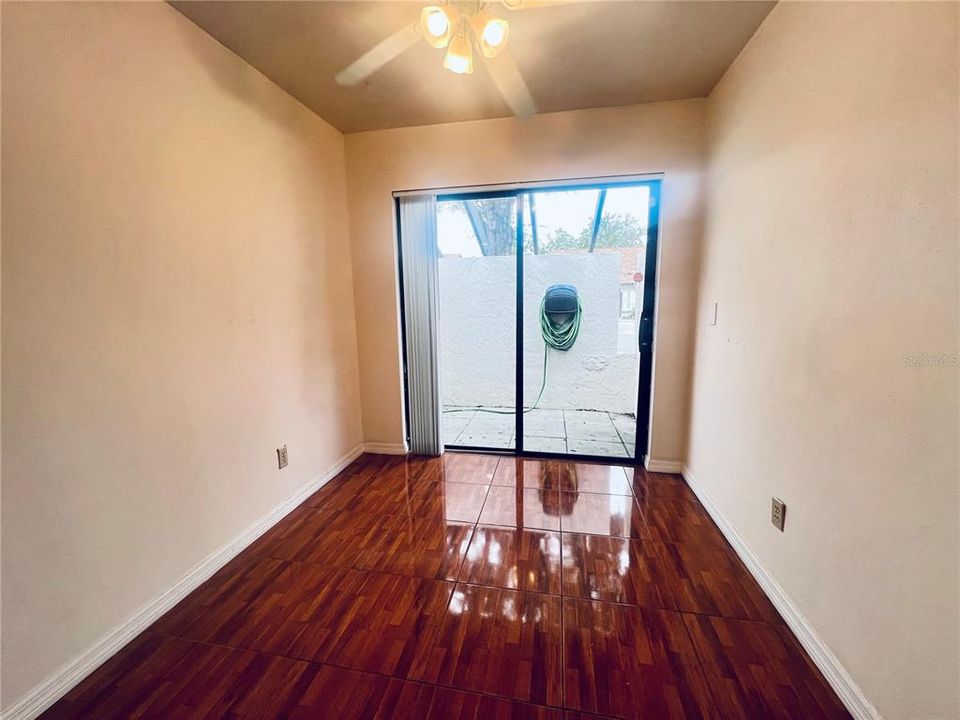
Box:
335;1;571;117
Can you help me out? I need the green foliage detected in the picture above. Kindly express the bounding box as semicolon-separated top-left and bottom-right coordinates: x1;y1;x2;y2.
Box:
545;212;646;251
458;197;517;256
446;196;646;256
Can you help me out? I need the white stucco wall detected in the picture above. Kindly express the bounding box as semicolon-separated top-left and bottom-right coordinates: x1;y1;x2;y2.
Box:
439;253;638;414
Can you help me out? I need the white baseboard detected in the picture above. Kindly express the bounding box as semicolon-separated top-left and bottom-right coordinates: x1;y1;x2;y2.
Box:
1;443;364;720
644;457;685;473
362;442;408;455
681;465;881;720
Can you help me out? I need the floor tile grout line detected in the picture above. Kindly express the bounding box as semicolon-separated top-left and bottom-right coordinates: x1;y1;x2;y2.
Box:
674;610;726;715
146;628;569;711
419;571;460;680
276;494;728;554
256;464;783;624
249;552;465;586
261;514;728;555
257;462;782;654
453;511;485;586
471;473;496;526
418;578;567;710
241;547;781;624
337;462;798;650
157;592;783;714
424;462;492;658
559;526;567;712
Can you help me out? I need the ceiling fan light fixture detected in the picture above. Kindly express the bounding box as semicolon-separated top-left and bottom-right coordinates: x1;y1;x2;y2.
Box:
471;10;509;58
420;5;454;48
443;20;474;74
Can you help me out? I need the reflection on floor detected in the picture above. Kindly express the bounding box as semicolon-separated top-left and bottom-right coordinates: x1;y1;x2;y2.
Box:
45;453;851;720
443;406;636;457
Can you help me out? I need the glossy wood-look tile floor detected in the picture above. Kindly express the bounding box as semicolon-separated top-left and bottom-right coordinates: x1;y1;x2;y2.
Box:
43;453;851;720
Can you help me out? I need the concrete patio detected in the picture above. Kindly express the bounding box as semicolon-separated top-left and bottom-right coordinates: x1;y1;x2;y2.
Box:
442;406;636;458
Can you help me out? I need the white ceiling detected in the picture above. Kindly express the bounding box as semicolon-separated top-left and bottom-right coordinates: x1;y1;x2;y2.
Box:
171;1;776;133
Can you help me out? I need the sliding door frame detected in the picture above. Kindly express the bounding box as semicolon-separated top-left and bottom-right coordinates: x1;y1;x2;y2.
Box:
399;176;662;465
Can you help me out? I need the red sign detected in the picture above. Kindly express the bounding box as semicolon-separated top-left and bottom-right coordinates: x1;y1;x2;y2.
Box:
633;272;644;283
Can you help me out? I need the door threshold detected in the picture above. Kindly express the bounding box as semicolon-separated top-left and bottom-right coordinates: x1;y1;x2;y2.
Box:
443;445;644;467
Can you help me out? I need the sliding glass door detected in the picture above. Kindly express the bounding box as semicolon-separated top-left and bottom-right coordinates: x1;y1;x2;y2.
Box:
436;193;518;450
520;184;653;459
413;178;659;463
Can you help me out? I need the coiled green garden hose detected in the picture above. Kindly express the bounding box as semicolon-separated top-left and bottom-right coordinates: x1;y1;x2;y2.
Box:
527;295;581;409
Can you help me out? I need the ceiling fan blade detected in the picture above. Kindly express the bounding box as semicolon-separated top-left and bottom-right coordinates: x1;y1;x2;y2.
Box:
335;23;421;86
483;50;537;117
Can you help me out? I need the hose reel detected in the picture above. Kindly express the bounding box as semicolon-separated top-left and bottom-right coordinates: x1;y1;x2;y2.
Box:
540;284;581;350
529;284;582;410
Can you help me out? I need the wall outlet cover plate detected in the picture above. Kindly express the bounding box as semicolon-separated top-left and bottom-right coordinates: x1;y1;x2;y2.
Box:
771;497;786;531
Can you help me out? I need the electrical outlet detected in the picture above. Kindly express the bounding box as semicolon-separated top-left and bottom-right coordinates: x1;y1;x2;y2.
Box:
771;497;786;531
277;445;288;470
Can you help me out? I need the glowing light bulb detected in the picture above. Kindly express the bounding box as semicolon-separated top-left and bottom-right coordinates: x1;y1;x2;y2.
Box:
443;22;474;74
443;49;472;74
470;11;509;58
426;9;448;37
421;6;454;48
482;20;507;48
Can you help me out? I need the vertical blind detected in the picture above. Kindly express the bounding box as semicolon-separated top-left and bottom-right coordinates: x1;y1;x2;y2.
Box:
398;194;443;455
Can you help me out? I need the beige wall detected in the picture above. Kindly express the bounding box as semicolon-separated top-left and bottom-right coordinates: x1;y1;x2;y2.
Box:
1;1;362;708
345;100;706;462
688;2;959;718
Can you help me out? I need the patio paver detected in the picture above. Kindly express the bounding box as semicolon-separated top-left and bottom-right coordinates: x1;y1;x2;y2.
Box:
443;407;635;459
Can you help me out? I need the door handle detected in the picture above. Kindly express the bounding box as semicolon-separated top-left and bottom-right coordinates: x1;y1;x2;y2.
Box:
639;317;653;352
